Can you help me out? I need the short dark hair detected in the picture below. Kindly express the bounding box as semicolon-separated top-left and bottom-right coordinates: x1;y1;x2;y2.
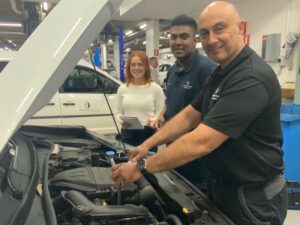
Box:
171;15;198;35
149;56;158;62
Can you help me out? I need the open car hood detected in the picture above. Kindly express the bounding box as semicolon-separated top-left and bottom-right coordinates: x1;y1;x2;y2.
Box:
0;0;122;152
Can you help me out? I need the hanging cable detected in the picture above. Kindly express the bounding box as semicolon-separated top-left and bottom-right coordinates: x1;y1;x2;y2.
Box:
88;49;127;155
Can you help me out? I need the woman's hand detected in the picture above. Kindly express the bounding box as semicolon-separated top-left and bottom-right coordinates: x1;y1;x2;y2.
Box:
147;118;156;129
121;121;132;129
148;115;165;130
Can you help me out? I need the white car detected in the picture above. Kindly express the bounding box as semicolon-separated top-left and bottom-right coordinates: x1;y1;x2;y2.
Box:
0;52;121;135
158;62;172;84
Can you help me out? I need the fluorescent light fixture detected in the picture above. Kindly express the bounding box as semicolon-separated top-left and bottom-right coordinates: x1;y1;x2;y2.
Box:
42;2;49;11
125;30;133;36
0;22;22;27
7;40;17;47
128;31;137;37
139;23;146;29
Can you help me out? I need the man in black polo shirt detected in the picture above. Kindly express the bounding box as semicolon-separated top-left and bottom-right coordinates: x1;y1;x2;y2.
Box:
112;1;287;224
151;15;215;191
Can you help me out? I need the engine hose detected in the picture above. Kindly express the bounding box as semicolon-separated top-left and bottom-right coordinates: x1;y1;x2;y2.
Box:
125;181;156;204
166;214;183;225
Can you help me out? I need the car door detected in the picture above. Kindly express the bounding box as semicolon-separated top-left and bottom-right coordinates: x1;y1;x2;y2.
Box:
24;94;62;126
0;58;62;126
59;66;119;134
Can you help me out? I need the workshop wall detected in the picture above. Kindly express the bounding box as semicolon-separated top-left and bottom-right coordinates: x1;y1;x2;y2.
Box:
237;0;300;84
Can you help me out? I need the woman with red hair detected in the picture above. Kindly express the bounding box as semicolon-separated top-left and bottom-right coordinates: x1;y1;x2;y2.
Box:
116;51;165;152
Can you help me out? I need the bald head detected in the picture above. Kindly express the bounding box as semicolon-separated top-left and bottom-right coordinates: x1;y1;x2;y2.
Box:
199;1;241;25
198;1;245;68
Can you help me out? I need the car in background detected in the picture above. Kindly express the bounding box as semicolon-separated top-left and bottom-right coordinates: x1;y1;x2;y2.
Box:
0;51;121;135
158;59;175;84
158;63;171;84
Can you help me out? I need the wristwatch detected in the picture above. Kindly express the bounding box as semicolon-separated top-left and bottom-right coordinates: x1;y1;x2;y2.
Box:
136;158;147;173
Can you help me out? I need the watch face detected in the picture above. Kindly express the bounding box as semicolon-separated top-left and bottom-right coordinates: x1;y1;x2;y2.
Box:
137;159;146;171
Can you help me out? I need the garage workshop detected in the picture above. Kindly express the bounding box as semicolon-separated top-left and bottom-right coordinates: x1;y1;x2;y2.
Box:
0;0;299;224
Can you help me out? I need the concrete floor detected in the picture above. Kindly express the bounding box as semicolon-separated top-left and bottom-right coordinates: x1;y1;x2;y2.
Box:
284;210;300;225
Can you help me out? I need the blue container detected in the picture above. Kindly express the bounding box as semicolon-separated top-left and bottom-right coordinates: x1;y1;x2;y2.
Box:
280;104;300;182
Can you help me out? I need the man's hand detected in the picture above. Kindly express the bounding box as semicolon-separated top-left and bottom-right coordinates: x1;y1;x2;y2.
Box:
128;145;149;161
148;114;165;130
111;162;142;188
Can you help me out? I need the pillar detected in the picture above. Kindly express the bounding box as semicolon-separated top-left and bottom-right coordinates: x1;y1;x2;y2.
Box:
146;19;160;58
101;44;107;70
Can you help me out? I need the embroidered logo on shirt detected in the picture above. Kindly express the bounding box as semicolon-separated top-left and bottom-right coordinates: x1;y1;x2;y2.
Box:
211;88;220;100
183;81;192;89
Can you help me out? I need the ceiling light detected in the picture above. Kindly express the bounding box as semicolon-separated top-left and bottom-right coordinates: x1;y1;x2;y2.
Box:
128;31;138;37
42;2;49;11
125;48;131;52
167;33;171;38
7;40;17;47
195;34;200;38
142;41;146;45
125;30;133;36
0;22;22;27
108;39;113;43
139;23;147;29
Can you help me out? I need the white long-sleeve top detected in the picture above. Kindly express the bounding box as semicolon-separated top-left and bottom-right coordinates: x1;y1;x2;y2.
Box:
116;82;165;126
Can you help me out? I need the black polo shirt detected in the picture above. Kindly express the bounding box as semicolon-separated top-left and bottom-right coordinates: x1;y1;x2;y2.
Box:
165;51;216;120
191;46;284;185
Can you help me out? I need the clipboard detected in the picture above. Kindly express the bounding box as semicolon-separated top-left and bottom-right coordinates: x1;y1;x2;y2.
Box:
119;115;144;129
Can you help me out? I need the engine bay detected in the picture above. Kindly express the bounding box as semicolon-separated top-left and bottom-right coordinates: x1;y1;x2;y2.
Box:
4;126;233;225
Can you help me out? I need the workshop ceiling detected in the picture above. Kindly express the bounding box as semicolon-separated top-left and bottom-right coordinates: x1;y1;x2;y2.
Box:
0;0;248;51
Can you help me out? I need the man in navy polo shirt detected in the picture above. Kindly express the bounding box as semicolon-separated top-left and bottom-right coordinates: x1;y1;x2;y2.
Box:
153;14;215;128
151;15;216;191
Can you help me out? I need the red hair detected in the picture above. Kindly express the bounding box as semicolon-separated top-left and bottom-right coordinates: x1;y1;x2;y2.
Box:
125;51;152;86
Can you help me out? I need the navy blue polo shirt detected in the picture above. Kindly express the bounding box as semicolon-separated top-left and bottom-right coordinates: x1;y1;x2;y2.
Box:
165;51;216;120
